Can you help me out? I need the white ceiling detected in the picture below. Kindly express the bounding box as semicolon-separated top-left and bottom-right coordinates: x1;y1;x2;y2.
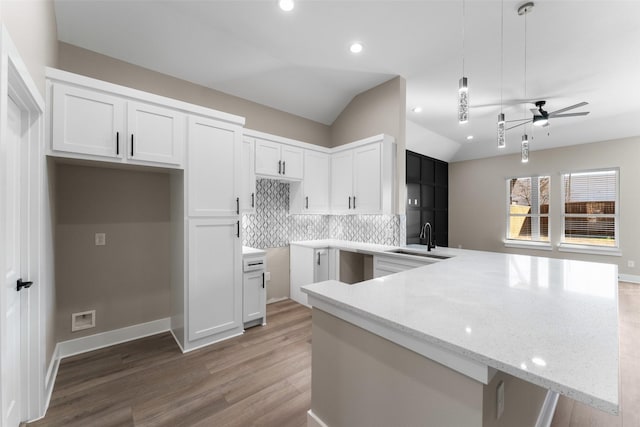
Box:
54;0;640;162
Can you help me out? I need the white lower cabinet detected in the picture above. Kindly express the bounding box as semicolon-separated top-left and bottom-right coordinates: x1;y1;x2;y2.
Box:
290;245;334;307
187;218;242;343
243;253;266;328
373;254;433;278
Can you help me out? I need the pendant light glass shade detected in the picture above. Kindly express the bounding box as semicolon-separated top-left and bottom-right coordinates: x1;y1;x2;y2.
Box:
497;113;506;148
458;77;469;124
521;134;529;163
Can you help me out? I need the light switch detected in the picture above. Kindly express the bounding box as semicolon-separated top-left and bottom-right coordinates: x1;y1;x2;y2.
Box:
95;233;106;246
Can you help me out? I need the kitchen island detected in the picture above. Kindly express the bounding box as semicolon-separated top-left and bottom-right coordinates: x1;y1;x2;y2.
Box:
301;247;619;427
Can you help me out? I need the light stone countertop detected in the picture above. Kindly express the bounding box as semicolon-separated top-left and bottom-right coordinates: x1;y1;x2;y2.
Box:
242;246;266;257
299;240;619;414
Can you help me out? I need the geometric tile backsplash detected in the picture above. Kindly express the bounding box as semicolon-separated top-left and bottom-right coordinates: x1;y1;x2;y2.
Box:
242;179;402;249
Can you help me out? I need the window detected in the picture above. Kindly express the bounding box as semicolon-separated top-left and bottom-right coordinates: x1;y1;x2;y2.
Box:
561;169;618;248
506;176;550;242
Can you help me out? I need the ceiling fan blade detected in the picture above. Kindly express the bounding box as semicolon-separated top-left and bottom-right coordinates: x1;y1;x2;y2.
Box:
549;102;589;116
551;112;590;118
530;108;539;115
506;121;530;131
505;118;531;123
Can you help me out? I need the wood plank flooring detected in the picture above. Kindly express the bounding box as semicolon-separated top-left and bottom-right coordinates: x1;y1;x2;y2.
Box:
28;283;638;427
28;300;311;427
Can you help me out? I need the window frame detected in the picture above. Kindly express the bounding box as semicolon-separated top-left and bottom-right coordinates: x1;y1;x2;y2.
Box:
504;175;551;248
559;168;620;253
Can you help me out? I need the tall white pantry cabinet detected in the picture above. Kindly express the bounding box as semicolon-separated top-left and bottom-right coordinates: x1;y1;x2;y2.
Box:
46;68;246;353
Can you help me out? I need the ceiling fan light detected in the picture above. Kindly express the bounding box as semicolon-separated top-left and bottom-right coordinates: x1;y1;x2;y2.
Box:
497;113;506;148
533;115;548;127
458;77;469;124
521;134;529;163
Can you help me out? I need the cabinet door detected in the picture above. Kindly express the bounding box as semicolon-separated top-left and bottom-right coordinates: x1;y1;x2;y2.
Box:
243;270;265;323
52;83;124;158
353;143;382;213
330;150;354;212
281;145;304;180
188;116;241;217
127;101;184;165
188;218;242;341
254;139;281;177
303;150;330;212
241;137;256;213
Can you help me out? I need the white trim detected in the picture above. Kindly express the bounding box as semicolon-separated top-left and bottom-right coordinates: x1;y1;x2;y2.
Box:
169;328;186;353
535;390;560;427
178;331;244;354
58;317;170;359
307;410;329;427
45;67;245;126
267;296;289;304
557;243;621;257
243;128;331;153
504;240;553;251
619;274;640;284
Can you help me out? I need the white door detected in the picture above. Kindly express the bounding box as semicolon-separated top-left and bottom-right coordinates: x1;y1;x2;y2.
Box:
280;145;303;180
330;150;353;213
127;101;184;165
188;218;242;341
51;83;124;158
2;97;23;427
241;137;256;213
304;151;329;212
243;270;265;323
254;139;281;177
353;143;382;213
188;117;241;217
314;249;329;282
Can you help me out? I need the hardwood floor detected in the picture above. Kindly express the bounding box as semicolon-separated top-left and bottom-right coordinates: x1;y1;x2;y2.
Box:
28;300;311;427
551;282;640;427
28;283;638;427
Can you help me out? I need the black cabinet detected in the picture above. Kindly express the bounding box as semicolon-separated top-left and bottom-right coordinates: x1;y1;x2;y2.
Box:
406;151;448;247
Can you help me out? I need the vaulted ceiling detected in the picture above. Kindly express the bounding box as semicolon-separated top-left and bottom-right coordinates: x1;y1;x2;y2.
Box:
54;0;640;161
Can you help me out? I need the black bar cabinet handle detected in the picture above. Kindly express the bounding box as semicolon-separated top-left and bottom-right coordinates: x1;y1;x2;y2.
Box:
262;272;265;288
251;193;255;208
283;161;286;175
353;196;356;209
348;196;351;209
305;196;309;209
116;132;119;155
278;160;282;174
236;220;240;238
131;134;134;156
317;252;320;265
236;197;240;214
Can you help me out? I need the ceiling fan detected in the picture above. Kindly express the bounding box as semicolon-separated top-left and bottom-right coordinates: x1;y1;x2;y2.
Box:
506;100;590;131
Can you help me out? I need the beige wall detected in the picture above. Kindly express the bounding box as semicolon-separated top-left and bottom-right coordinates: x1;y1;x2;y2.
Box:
449;137;640;276
266;247;290;302
55;164;171;342
330;76;407;214
0;0;58;96
57;42;331;148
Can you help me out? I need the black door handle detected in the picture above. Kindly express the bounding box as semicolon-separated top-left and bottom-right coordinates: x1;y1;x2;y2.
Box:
317;252;320;265
262;272;265;288
283;161;286;175
348;196;351;209
236;197;240;214
278;160;282;174
17;278;33;291
116;132;119;155
131;134;134;156
306;196;309;209
353;196;356;209
251;193;255;208
236;220;240;238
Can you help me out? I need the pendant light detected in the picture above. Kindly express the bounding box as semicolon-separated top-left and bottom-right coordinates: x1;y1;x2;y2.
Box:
497;0;506;148
458;0;469;124
519;2;534;162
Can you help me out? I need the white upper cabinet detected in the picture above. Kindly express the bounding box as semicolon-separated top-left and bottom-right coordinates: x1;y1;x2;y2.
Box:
52;84;125;159
303;150;330;212
330;135;396;214
127;101;183;165
255;138;303;180
188;116;242;217
241;137;257;213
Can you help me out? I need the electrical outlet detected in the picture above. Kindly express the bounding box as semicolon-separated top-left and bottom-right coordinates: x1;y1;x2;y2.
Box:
628;260;635;268
95;233;106;246
496;381;505;419
265;272;271;281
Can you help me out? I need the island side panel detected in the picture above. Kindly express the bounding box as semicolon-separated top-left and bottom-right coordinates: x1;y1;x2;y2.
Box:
310;309;484;427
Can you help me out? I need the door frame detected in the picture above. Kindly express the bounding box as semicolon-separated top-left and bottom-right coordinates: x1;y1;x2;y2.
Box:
0;25;47;422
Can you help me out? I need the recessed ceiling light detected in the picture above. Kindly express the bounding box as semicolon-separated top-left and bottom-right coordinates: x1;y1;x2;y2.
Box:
278;0;294;12
466;135;474;141
412;107;423;113
349;42;363;54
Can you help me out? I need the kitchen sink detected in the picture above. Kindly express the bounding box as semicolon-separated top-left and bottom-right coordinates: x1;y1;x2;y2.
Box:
385;249;451;260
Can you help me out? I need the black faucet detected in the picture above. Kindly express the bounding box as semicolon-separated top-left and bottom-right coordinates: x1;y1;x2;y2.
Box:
419;222;436;251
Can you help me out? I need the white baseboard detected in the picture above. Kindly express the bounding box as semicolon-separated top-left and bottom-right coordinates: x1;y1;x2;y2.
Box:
267;296;289;304
307;410;329;427
535;390;560;427
58;317;171;359
44;344;60;408
619;274;640;284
